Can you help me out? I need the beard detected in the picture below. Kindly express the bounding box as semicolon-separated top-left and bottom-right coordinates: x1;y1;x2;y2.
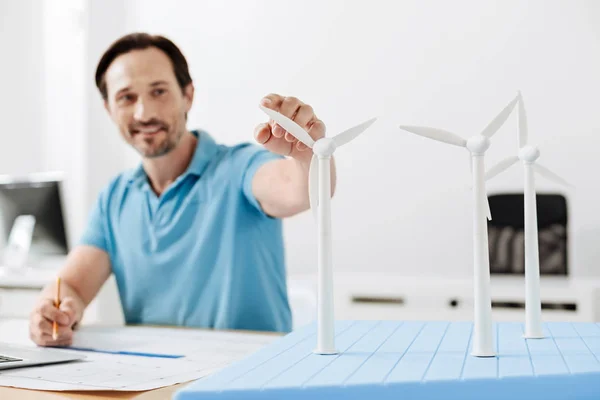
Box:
128;118;184;158
138;134;178;158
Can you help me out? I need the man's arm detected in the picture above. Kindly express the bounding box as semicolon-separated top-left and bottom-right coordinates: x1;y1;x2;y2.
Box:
30;245;111;346
252;94;336;218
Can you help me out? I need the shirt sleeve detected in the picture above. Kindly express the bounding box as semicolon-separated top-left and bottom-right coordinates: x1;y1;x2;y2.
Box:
79;188;110;252
235;144;283;214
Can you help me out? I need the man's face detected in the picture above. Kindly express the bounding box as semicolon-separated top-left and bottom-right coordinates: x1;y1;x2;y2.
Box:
104;47;193;158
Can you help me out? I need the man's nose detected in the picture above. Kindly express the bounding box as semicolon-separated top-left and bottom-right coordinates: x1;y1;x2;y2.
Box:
133;98;156;122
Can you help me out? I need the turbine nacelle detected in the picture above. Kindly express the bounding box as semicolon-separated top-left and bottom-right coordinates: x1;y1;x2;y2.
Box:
466;135;491;155
313;138;337;158
518;145;540;163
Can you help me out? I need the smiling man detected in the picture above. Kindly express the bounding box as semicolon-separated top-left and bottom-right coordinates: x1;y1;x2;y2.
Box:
29;33;335;346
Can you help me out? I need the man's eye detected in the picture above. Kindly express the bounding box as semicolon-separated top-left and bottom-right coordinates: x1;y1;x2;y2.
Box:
153;89;166;96
118;94;135;103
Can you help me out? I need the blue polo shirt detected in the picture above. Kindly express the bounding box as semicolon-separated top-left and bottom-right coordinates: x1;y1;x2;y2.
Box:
80;130;291;332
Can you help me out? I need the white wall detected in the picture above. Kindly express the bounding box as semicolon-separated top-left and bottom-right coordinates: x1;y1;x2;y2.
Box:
6;1;599;280
116;0;600;278
42;0;87;246
0;1;44;176
1;0;89;247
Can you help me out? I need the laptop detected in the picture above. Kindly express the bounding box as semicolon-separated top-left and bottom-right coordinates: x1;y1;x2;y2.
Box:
0;343;85;370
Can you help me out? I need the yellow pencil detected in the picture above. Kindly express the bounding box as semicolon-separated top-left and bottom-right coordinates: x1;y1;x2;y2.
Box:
53;277;61;340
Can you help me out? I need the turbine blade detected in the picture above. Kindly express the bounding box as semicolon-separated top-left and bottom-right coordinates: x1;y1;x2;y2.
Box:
484;189;492;221
518;91;528;149
259;105;315;148
308;154;319;219
480;94;519;138
534;164;573;187
485;156;519;181
399;125;467;147
332;117;377;148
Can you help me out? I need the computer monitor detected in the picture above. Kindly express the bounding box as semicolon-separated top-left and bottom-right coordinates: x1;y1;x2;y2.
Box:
487;193;568;275
0;173;69;260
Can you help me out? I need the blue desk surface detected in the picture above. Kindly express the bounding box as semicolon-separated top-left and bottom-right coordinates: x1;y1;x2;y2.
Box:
175;321;600;400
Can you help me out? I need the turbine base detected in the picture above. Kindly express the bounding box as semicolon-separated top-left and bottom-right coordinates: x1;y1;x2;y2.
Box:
313;348;339;355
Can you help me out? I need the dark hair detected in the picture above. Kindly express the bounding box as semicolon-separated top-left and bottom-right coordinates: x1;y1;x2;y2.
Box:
95;33;192;100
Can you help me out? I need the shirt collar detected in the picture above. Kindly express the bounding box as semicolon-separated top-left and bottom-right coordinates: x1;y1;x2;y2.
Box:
127;130;218;187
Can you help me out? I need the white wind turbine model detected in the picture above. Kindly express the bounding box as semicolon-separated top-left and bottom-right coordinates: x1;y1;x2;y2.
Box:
399;94;519;357
485;92;572;339
260;105;377;355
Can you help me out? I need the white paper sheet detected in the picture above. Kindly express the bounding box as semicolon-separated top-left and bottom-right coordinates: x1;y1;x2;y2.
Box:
0;323;278;391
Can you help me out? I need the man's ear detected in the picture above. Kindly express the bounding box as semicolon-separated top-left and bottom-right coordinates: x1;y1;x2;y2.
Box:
183;83;194;113
104;99;110;114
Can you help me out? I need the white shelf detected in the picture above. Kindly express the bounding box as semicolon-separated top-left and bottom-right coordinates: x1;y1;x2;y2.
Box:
289;273;600;324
